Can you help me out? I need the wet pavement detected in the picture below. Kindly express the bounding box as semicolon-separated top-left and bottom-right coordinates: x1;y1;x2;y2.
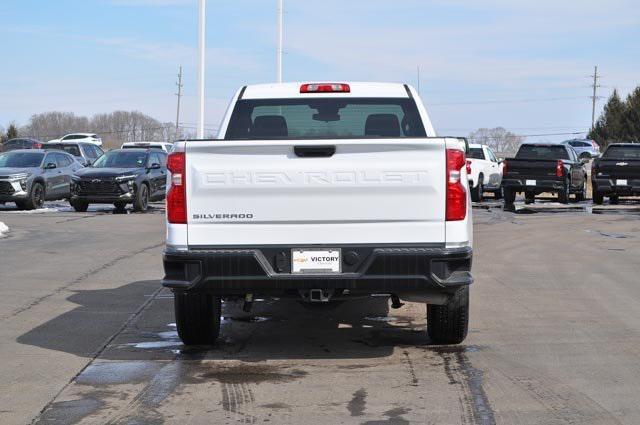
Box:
2;200;640;424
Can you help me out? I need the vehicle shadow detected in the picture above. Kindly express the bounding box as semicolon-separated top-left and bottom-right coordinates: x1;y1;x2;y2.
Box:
18;280;433;362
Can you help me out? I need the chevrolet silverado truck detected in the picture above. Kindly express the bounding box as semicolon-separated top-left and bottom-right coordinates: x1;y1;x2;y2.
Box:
467;143;503;202
502;143;588;205
592;143;640;204
162;82;473;346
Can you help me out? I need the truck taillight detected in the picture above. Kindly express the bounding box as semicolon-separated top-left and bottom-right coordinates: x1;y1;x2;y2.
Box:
555;160;564;177
446;149;467;221
466;159;472;175
167;152;186;224
502;159;508;175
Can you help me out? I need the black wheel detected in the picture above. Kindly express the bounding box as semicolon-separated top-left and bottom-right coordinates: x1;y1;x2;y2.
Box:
524;191;535;204
610;195;620;205
114;201;127;212
471;176;484;202
558;181;570;204
593;190;604;205
23;182;45;210
133;184;149;212
575;178;587;202
70;200;89;212
503;187;516;206
427;286;469;344
15;201;27;210
174;292;221;345
493;187;503;200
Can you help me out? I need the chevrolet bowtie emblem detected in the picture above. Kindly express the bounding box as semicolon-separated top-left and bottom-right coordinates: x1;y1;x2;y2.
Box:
92;179;101;183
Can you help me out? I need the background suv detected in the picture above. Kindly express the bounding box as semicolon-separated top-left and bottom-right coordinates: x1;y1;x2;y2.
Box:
71;148;167;212
44;142;104;166
0;150;82;210
560;139;600;159
1;138;43;152
50;133;103;147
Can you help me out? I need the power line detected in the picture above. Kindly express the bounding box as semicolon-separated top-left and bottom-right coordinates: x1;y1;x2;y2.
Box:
430;96;586;106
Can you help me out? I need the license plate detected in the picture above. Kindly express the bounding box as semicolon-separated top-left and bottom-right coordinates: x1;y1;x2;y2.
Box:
292;249;341;274
617;179;628;186
526;180;536;186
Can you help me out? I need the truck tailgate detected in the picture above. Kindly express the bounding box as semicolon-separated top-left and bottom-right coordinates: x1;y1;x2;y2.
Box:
506;159;559;177
185;139;447;246
597;160;640;179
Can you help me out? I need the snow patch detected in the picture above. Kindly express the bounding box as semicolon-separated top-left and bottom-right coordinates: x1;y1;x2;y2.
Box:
0;222;8;238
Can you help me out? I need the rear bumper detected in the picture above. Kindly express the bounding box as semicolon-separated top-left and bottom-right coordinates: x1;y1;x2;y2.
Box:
502;178;564;193
593;178;640;196
162;245;472;295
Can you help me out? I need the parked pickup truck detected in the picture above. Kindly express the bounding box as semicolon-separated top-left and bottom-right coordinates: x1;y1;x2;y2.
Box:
502;143;588;205
467;143;503;202
592;143;640;204
162;82;473;346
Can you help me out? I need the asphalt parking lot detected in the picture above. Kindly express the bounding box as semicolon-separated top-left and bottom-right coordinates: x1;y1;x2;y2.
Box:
1;200;640;424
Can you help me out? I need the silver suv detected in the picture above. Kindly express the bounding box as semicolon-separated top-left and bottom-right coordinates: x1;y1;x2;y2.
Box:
560;139;601;159
0;150;83;210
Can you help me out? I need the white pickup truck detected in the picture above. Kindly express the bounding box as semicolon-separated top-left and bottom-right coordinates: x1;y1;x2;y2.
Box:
162;82;473;346
467;143;503;202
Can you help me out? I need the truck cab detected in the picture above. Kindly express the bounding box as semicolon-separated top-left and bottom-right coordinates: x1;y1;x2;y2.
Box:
162;82;473;346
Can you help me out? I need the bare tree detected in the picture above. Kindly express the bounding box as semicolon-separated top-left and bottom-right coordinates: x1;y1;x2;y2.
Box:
20;111;180;149
468;127;524;155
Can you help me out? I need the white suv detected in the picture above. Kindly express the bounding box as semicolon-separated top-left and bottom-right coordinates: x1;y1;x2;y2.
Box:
161;82;473;346
467;143;503;201
55;133;103;147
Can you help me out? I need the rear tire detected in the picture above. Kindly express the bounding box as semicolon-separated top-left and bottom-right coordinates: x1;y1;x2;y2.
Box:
558;181;570;204
471;176;484;202
133;184;149;212
114;201;127;212
174;292;221;345
493;187;503;200
503;187;516;206
427;286;469;344
593;190;604;205
610;195;620;205
70;200;89;212
574;178;587;202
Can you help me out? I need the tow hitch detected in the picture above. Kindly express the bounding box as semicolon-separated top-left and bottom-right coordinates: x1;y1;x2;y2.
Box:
299;289;334;302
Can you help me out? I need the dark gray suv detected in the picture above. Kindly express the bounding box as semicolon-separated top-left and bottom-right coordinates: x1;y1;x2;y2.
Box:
0;150;83;210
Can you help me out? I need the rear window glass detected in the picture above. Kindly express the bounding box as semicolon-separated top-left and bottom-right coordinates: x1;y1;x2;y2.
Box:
516;145;569;160
225;98;426;140
44;144;81;156
467;148;485;159
603;145;640;159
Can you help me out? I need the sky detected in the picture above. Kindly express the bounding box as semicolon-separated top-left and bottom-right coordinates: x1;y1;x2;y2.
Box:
1;0;639;141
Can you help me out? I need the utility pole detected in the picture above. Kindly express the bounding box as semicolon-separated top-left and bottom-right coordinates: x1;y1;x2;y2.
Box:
276;0;284;83
175;65;183;137
417;65;421;96
197;0;206;138
590;65;600;130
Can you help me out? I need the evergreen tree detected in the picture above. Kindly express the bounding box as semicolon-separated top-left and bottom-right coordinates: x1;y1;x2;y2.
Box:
589;90;628;147
625;87;640;142
6;123;19;140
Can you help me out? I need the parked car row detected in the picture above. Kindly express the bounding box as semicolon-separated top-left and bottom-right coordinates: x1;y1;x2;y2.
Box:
0;148;168;212
469;141;639;206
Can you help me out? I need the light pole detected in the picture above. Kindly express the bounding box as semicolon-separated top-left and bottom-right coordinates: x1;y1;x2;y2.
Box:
277;0;283;83
197;0;206;138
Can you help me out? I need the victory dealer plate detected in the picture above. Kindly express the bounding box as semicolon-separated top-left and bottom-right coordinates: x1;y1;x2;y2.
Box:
526;179;536;186
616;179;628;186
292;249;341;274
